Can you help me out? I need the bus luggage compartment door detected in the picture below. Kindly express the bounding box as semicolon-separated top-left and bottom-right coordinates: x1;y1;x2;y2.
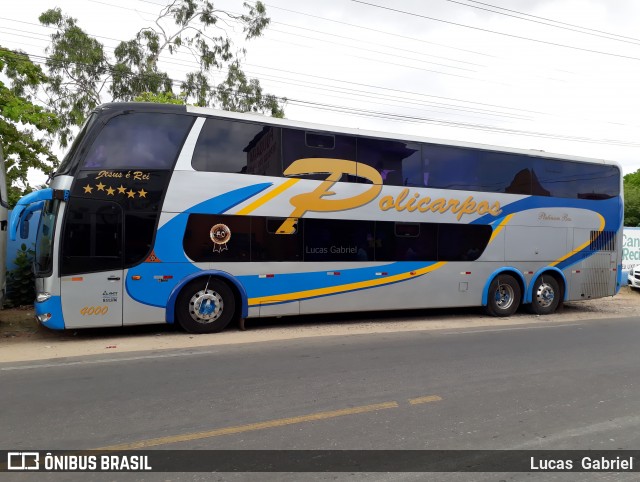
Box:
259;301;300;317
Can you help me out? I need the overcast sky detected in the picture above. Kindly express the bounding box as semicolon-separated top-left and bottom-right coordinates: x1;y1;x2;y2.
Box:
3;0;640;182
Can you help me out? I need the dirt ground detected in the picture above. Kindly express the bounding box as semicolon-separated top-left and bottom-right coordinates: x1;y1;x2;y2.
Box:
0;287;638;363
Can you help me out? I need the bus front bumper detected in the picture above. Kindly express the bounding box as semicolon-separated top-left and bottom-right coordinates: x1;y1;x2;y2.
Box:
35;295;65;330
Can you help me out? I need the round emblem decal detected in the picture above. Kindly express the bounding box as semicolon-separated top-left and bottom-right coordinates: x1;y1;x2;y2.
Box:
210;224;231;253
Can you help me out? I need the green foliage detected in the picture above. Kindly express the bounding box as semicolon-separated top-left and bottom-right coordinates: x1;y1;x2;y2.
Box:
39;0;285;144
624;181;640;227
38;8;108;148
215;61;284;118
5;243;35;308
625;170;640;188
134;91;187;105
0;47;60;206
624;168;640;226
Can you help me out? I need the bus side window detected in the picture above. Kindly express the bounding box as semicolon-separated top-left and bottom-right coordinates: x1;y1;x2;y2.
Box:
374;221;437;261
192;118;282;176
282;129;356;181
303;218;374;261
251;217;303;261
438;224;492;261
183;214;251;262
532;158;619;200
124;212;157;266
357;138;423;186
422;145;535;195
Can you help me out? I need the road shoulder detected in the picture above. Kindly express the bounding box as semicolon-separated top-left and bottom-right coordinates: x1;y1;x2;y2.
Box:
1;287;638;363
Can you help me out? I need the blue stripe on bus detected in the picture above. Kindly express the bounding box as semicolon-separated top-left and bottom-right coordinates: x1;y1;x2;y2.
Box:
474;196;622;271
129;183;437;310
126;186;622;316
126;183;272;308
125;263;201;309
127;260;438;312
473;196;621;229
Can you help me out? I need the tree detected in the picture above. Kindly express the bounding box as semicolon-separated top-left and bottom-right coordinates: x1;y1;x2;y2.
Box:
624;169;640;227
624;169;640;189
39;1;285;148
5;243;36;307
0;47;60;205
134;91;187;105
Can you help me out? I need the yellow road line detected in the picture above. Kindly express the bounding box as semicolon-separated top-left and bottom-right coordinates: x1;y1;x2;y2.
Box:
94;401;399;450
408;395;443;405
236;178;300;215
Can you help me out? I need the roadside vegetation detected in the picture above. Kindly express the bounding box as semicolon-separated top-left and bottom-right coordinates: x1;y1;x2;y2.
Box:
1;0;285;206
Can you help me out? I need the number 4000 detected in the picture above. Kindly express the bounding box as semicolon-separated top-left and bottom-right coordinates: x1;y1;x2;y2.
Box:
80;305;109;316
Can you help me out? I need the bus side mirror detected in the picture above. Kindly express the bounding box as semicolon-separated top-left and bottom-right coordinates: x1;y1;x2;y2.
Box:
10;189;53;242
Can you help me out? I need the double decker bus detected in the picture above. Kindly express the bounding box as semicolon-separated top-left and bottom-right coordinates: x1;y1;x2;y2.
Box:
10;103;623;333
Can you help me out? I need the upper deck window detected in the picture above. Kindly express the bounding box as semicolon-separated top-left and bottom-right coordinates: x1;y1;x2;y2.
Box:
532;158;619;199
357;138;423;186
82;113;193;170
282;128;356;181
192;118;282;176
422;145;535;195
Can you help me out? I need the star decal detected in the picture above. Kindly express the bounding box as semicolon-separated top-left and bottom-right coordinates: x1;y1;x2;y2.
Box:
96;182;106;191
127;189;136;199
83;184;93;194
138;189;148;198
117;185;127;194
106;186;115;196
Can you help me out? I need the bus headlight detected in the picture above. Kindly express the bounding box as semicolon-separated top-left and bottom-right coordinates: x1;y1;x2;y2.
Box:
36;292;52;303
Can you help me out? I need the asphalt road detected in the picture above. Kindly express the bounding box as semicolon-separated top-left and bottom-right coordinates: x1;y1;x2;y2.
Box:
2;316;640;480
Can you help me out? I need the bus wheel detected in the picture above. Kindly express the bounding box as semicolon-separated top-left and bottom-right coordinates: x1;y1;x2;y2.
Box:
529;275;560;315
176;278;235;334
485;275;521;317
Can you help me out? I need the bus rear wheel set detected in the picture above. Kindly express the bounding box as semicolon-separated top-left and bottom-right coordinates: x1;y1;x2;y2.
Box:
485;273;562;317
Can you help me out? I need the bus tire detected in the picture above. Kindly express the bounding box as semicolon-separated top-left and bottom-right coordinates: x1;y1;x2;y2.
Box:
485;275;521;317
529;275;561;315
176;278;236;334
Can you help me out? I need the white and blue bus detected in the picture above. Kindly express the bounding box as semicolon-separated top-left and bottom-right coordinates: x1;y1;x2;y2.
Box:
10;103;623;333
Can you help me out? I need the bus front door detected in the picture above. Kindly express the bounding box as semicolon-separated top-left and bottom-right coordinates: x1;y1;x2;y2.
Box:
59;198;124;328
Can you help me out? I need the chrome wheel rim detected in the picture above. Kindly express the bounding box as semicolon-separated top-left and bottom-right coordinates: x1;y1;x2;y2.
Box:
189;289;223;324
495;283;515;310
535;282;555;308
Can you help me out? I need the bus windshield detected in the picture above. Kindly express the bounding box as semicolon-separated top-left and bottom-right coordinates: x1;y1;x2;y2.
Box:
55;113;97;175
34;199;60;275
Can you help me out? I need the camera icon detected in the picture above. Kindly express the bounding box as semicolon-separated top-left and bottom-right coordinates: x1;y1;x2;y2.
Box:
7;452;40;470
